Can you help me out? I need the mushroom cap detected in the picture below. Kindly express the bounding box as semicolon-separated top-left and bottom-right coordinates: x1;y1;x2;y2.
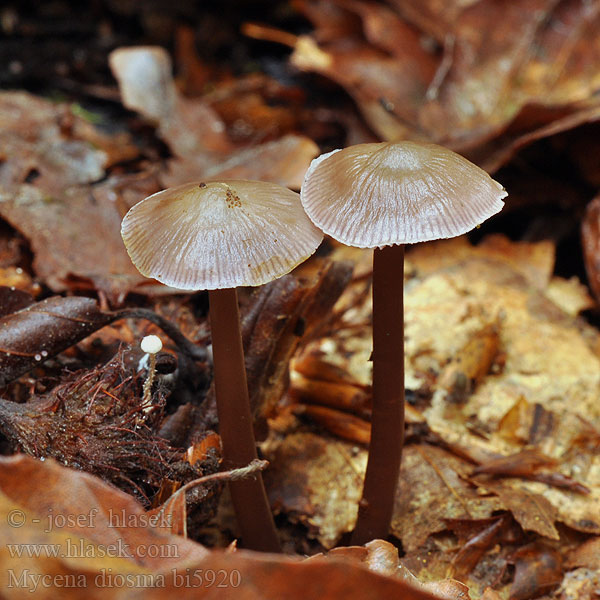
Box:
121;180;323;290
140;335;163;354
300;141;507;248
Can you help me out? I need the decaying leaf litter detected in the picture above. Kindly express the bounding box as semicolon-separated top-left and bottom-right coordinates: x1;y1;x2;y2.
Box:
1;1;600;598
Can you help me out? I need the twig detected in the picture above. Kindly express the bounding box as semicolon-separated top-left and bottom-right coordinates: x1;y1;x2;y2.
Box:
114;307;207;362
166;459;269;504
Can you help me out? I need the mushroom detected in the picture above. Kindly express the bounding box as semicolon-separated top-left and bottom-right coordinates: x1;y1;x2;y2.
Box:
121;180;323;552
300;141;507;544
140;334;163;410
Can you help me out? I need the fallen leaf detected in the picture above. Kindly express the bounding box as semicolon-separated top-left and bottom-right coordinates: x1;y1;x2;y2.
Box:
363;539;401;576
0;92;105;193
109;46;319;190
472;448;558;478
497;397;554;446
0;454;208;570
164;133;319;190
480;481;559;540
327;539;471;600
449;515;510;579
392;445;502;552
204;72;308;144
566;536;600;570
285;0;600;170
0;179;157;304
109;46;232;158
0;453;445;599
264;432;365;548
0;295;112;387
509;543;562;600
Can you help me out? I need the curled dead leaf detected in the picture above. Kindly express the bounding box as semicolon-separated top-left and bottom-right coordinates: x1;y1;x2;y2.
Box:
509;542;562;600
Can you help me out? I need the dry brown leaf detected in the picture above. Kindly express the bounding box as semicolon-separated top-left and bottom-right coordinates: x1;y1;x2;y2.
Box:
0;455;450;599
497;396;554;446
472;448;590;494
109;46;318;190
408;234;556;289
202;72;308;144
406;239;600;537
109;46;232;158
392;445;502;551
288;0;600;169
328;539;471;600
565;536;600;570
509;543;563;600
0;455;208;571
0;181;154;304
162;133;319;190
140;552;444;599
400;531;515;600
0;92;153;301
288;27;435;142
472;449;559;478
449;515;510;580
0;91;135;194
363;539;401;576
0;295;112;386
422;579;472;600
263;432;365;547
480;481;559;541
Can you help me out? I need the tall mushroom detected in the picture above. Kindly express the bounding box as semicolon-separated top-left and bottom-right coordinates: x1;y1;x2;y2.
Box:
300;141;507;544
121;180;323;552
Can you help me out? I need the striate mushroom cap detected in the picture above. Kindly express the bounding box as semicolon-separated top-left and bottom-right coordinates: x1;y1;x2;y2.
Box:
300;141;507;248
121;180;323;290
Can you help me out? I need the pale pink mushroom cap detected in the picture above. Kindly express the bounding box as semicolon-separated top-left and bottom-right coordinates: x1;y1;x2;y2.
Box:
300;141;507;248
121;180;323;290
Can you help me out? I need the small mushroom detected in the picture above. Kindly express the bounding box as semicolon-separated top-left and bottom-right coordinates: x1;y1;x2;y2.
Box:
122;180;323;552
140;334;163;410
301;141;507;544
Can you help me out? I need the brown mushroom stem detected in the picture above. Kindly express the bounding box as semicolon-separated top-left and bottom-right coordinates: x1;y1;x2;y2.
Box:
209;287;280;553
352;244;405;544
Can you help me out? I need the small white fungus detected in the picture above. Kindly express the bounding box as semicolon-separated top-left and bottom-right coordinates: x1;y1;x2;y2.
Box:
140;335;163;354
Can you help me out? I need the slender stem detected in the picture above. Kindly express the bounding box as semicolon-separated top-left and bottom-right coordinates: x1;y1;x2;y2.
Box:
141;352;156;409
209;288;280;553
352;244;405;544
